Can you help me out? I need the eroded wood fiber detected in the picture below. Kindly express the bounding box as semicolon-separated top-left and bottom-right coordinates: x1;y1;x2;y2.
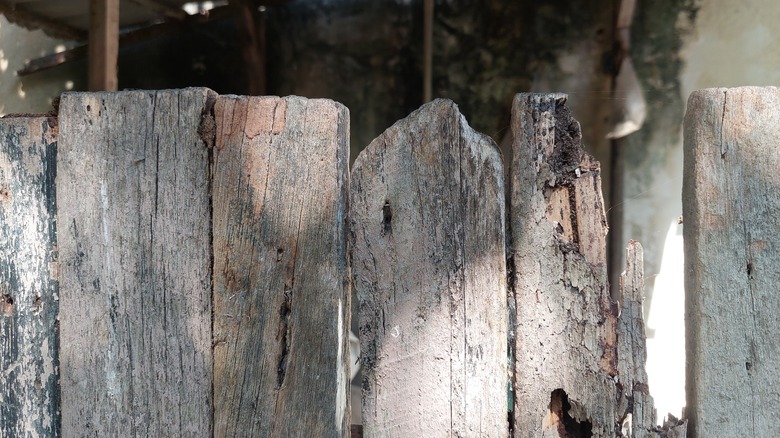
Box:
212;95;351;437
350;99;507;437
509;93;685;438
57;89;215;436
0;116;60;437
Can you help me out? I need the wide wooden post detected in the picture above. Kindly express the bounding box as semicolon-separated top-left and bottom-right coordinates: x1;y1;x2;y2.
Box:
0;116;60;436
683;87;780;437
350;99;508;436
212;95;351;437
57;89;215;436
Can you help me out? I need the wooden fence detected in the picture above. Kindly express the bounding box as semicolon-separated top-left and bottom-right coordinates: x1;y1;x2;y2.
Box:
0;86;775;437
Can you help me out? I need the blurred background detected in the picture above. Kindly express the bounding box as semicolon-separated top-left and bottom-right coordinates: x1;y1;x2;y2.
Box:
2;0;779;425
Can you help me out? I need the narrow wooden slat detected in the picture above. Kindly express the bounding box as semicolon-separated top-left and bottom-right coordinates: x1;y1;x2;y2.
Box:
510;93;618;435
88;0;119;91
57;88;215;436
351;99;507;436
683;87;780;437
0;116;60;437
212;95;351;437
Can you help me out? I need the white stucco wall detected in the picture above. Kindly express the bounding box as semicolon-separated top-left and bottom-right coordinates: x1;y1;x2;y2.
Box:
0;16;84;116
643;0;780;423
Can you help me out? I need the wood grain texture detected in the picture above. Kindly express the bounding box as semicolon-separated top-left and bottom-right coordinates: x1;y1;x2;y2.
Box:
212;95;351;437
350;99;507;437
57;89;215;436
616;241;687;437
509;93;617;437
683;87;780;437
0;116;60;437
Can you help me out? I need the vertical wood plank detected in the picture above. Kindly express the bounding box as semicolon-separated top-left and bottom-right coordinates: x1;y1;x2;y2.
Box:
350;99;507;436
509;93;618;436
88;0;119;91
58;88;215;436
212;95;351;437
0;117;60;437
683;87;780;437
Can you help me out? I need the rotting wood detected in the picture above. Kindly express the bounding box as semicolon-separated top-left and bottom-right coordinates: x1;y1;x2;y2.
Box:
0;116;60;437
212;95;351;437
57;88;215;436
350;99;507;437
683;87;780;438
509;93;686;437
510;92;617;437
616;241;687;437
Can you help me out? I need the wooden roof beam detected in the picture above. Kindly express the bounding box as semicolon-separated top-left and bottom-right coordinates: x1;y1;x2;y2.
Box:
0;2;87;41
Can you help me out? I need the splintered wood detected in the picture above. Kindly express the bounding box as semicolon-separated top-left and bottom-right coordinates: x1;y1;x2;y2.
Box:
350;99;508;436
212;95;351;437
510;93;685;437
510;93;616;436
57;89;214;436
0;116;59;437
684;87;780;438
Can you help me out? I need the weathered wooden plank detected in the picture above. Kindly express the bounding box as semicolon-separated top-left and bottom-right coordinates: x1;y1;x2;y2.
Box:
212;95;351;437
57;89;215;436
509;93;618;436
683;87;780;437
351;99;507;436
0;116;60;437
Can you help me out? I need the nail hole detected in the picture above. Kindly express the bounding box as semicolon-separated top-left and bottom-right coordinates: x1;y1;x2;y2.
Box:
382;200;393;234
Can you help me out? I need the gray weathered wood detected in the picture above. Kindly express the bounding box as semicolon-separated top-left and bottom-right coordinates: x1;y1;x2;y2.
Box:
350;99;507;436
0;116;60;437
212;95;351;437
510;93;617;437
616;241;686;437
683;87;780;438
57;89;215;436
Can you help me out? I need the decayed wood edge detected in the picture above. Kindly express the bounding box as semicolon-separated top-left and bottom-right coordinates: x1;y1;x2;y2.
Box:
510;92;618;436
57;88;215;436
510;93;687;437
212;95;351;437
350;98;507;436
683;87;780;438
616;241;687;437
0;116;60;437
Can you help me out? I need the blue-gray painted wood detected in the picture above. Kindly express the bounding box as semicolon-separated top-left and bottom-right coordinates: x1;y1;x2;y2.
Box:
0;116;60;437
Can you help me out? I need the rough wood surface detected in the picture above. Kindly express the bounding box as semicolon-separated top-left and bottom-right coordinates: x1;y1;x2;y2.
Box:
57;89;215;436
616;241;686;437
510;93;617;437
212;95;351;437
350;99;507;436
0;116;60;437
683;87;780;438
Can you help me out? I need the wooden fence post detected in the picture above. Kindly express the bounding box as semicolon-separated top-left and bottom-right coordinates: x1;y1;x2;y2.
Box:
211;95;351;437
57;89;215;436
0;116;60;436
683;87;780;437
350;99;508;436
509;93;687;437
510;93;617;436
